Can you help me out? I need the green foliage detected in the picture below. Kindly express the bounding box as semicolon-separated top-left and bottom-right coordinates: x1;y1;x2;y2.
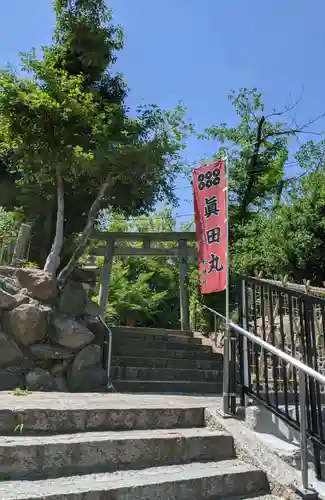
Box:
0;0;191;270
206;91;325;286
90;209;184;328
0;209;21;245
101;263;169;325
22;261;40;269
205;89;289;231
86;88;325;330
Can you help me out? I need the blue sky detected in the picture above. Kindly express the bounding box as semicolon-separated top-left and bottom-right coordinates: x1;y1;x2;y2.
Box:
1;0;325;222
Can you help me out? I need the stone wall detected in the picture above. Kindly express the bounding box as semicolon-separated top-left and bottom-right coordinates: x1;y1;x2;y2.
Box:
0;266;107;392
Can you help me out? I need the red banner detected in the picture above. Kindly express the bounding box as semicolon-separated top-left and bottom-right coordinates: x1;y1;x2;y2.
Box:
192;160;227;294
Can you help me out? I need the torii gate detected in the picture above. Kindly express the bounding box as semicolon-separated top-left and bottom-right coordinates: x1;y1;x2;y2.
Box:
90;231;197;330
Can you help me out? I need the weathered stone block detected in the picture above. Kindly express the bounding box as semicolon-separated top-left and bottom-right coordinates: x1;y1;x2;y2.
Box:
58;281;87;317
30;344;74;360
54;374;68;392
0;289;30;310
85;299;101;317
3;302;50;345
0;368;22;390
0;276;21;295
26;368;55;391
70;344;101;372
51;360;70;376
16;268;57;302
69;366;108;392
54;315;94;350
67;344;105;391
0;331;23;368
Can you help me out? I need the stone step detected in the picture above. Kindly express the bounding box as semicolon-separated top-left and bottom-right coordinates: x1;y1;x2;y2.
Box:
112;346;219;360
112;355;223;371
112;326;193;337
0;428;235;480
113;380;222;394
0;459;269;499
0;405;206;435
111;366;223;383
112;338;213;353
230;497;281;500
113;331;202;345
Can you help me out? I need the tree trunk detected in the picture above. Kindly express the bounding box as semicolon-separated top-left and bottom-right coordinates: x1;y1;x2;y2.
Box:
43;165;64;276
57;173;112;285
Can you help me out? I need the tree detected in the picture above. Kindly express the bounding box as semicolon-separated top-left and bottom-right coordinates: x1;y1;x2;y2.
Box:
203;89;325;275
204;89;290;236
0;1;191;273
0;2;191;278
243;139;325;284
0;0;126;266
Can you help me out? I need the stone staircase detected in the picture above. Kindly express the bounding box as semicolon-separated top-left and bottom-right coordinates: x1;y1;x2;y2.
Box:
0;393;279;499
111;326;223;394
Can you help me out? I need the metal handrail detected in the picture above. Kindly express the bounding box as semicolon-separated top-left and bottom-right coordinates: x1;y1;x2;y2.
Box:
96;315;115;392
198;302;325;386
197;301;320;497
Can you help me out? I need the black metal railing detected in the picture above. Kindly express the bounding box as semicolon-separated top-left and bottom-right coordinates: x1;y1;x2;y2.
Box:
96;315;115;392
197;296;324;496
237;277;325;482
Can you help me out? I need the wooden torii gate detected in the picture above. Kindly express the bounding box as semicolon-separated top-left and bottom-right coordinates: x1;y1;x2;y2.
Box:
90;231;197;330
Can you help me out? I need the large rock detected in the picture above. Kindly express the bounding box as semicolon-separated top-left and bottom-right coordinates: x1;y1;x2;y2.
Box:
54;374;68;392
3;302;50;345
0;368;22;390
54;315;94;350
0;331;23;368
0;276;21;295
0;289;20;310
69;366;108;392
26;368;55;391
85;299;101;317
0;266;16;277
58;281;87;317
68;344;106;391
51;360;69;376
16;268;57;302
0;289;29;310
30;343;74;360
70;344;101;373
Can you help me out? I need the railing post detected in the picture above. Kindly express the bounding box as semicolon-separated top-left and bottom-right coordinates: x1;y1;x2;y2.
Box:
229;326;237;414
298;369;318;499
222;321;230;415
179;239;189;331
241;279;249;407
300;369;310;491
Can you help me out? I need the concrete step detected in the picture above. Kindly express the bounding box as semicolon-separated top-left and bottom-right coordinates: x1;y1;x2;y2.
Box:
112;346;219;360
111;366;223;383
112;355;223;370
0;405;206;435
0;428;235;480
225;496;280;500
112;326;193;337
112;338;213;353
0;459;269;499
113;332;202;345
113;380;223;394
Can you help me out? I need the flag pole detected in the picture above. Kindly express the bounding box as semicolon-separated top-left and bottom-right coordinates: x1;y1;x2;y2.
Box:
222;153;231;415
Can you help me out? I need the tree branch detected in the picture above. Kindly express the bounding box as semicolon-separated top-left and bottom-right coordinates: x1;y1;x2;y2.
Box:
240;116;265;218
57;172;113;285
265;95;303;119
